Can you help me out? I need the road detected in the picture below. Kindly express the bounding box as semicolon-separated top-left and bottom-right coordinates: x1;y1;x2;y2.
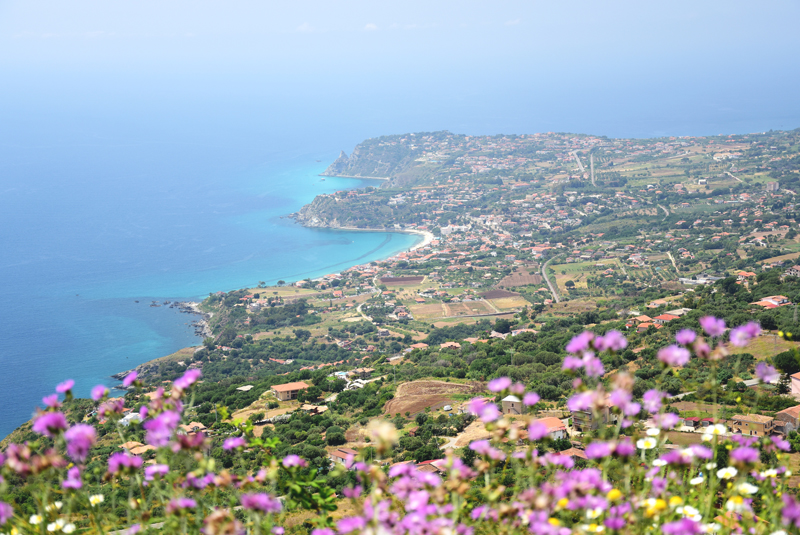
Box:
666;251;679;273
541;257;560;303
570;150;585;173
657;204;669;220
672;377;776;400
356;301;373;322
589;153;596;187
726;170;743;183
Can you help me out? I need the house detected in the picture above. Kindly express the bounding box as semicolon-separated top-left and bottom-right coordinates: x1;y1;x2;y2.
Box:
556;447;588;461
271;381;310;401
570;399;615;433
529;417;567;439
653;313;680;325
729;414;776;437
737;271;757;281
683;417;700;429
300;404;328;415
790;372;800;399
775;405;800;433
179;422;207;434
501;395;522;415
350;368;374;379
440;341;462;350
786;265;800;278
328;447;358;466
646;299;670;309
752;295;792;308
410;343;429;350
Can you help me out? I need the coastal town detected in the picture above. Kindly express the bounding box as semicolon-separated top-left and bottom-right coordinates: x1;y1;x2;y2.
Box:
39;128;795;469
5;128;800;527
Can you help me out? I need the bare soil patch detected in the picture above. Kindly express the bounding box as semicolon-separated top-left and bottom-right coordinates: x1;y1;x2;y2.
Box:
489;296;528;310
384;380;481;417
480;289;521;299
454;420;491;448
496;269;542;288
382;276;425;286
410;303;445;320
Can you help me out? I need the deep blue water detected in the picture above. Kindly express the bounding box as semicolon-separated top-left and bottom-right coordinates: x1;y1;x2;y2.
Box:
1;68;799;437
0;131;418;437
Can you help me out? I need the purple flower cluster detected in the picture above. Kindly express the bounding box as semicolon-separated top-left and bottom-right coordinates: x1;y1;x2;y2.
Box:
107;452;143;475
240;493;282;513
657;344;690;366
165;497;197;515
32;412;68;438
142;410;180;447
64;424;96;462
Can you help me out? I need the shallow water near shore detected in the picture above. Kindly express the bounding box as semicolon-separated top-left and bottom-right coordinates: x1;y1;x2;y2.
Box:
0;143;418;438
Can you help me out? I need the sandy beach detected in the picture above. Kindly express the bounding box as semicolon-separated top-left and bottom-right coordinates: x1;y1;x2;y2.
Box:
332;226;434;253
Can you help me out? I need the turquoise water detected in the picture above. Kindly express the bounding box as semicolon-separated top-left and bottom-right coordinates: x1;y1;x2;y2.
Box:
0;146;417;438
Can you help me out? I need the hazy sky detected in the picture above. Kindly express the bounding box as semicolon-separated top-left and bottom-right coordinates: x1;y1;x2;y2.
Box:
2;1;799;138
3;2;798;73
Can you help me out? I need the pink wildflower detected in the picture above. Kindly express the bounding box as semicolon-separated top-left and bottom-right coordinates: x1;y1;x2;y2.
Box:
699;316;726;338
55;379;74;394
657;344;690;366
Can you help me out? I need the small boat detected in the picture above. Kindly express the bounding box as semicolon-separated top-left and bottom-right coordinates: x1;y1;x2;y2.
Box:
320;178;326;181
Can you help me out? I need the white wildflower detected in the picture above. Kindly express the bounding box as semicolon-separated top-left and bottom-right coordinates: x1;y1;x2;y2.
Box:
646;428;660;437
725;496;747;513
701;433;713;442
677;505;702;521
62;525;76;534
45;502;62;512
717;466;738;479
586;508;602;519
652;459;667;467
709;424;726;435
737;482;758;495
29;516;43;525
89;494;104;506
689;476;705;485
637;437;657;450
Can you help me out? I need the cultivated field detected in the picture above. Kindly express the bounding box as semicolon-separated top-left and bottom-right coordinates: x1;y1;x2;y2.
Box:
384;380;481;417
488;296;529;311
496;268;543;288
381;276;425;286
443;300;495;316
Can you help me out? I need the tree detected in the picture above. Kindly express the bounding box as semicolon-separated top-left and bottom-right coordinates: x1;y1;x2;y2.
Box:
294;329;312;341
774;351;800;375
494;319;512;334
565;280;576;289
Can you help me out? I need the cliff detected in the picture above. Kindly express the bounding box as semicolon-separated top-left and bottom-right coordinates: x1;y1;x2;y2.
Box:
320;132;453;186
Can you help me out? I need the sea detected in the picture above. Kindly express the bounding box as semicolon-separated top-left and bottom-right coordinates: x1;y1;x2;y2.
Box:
1;71;799;438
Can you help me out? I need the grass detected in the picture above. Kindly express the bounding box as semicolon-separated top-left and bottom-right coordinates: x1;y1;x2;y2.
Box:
741;332;799;360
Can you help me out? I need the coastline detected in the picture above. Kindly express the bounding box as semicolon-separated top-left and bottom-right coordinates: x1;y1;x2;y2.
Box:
329;226;434;253
319;174;389;181
110;226;429;382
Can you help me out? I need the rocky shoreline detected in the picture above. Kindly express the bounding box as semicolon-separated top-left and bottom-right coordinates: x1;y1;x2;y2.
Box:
168;300;213;339
112;301;212;389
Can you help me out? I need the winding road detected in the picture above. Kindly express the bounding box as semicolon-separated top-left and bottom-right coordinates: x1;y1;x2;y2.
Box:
666;251;679;273
541;257;560;303
657;204;669;220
